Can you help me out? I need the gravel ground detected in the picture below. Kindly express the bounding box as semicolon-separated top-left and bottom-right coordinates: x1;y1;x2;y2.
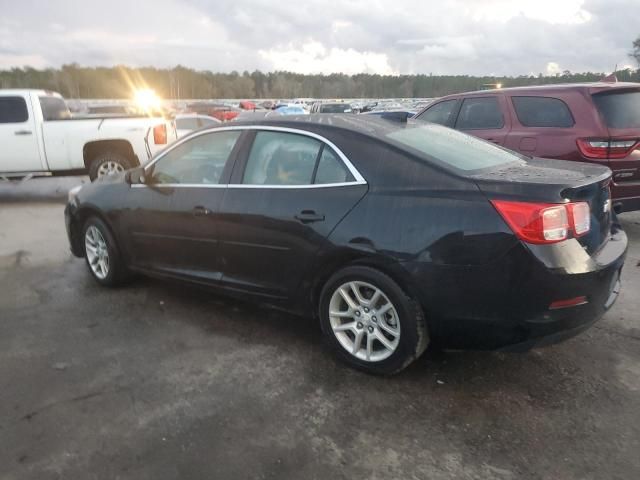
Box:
1;177;639;480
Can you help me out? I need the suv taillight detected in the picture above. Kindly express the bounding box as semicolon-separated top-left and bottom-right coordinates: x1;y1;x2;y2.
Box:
153;124;167;144
577;138;638;159
491;200;590;244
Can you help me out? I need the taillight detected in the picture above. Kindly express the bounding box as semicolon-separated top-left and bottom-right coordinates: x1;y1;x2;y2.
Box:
153;124;167;144
568;202;590;236
491;200;590;244
577;138;638;159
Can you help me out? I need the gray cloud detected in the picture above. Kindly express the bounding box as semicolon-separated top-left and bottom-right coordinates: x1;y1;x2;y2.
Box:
0;0;638;74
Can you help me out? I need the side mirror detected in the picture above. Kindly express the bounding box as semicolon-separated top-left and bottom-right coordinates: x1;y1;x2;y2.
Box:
126;167;147;185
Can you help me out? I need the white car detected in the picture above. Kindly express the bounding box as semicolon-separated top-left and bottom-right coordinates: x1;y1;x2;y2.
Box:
0;89;177;180
174;114;221;138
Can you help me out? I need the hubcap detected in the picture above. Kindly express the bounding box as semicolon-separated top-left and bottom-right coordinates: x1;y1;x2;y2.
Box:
328;281;400;362
97;160;124;177
85;225;110;279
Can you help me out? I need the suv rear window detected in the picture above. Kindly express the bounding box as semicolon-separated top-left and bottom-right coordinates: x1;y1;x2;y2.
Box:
387;123;523;172
512;96;574;127
0;96;28;123
593;91;640;129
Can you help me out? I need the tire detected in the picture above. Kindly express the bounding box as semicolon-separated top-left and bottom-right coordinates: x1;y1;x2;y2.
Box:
319;266;429;375
88;151;133;181
82;216;130;287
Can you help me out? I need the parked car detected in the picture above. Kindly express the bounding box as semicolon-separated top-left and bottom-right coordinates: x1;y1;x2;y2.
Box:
0;89;176;181
414;81;640;212
175;114;221;137
185;102;240;122
65;116;626;374
311;102;353;113
275;105;308;115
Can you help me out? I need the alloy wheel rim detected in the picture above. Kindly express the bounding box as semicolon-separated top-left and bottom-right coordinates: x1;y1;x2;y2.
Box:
329;281;400;362
97;160;124;177
85;225;110;279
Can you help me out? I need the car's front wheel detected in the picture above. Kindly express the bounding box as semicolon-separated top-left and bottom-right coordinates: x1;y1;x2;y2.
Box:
82;216;129;287
319;266;429;375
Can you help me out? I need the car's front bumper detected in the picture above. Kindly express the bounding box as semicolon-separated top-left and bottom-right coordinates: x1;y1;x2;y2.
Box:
64;202;84;258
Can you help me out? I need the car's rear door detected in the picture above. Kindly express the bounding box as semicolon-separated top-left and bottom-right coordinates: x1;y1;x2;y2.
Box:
452;95;511;145
123;129;244;280
502;94;578;158
217;127;368;302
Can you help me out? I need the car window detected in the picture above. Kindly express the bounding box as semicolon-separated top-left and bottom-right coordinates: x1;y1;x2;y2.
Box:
242;131;321;185
314;147;354;184
415;99;457;125
176;117;200;130
0;96;29;123
150;131;241;185
511;96;574;127
386;122;523;172
592;91;640;129
39;96;71;121
455;97;504;130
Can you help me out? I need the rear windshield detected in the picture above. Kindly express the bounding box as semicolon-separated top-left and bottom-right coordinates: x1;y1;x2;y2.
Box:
386;123;524;172
592;91;640;129
39;96;71;121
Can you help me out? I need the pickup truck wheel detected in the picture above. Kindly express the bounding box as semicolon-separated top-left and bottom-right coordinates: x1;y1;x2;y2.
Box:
89;152;133;181
82;216;130;287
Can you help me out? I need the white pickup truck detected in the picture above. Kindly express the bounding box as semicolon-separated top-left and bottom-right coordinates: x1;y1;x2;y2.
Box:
0;89;177;181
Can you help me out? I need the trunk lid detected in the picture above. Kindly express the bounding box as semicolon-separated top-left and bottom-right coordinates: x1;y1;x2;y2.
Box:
471;157;613;253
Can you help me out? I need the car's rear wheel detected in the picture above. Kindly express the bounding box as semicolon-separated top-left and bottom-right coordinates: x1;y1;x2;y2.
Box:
82;216;129;286
88;152;132;181
319;266;429;375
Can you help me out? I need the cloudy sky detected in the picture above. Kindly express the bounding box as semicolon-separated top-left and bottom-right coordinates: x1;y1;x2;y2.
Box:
0;0;638;76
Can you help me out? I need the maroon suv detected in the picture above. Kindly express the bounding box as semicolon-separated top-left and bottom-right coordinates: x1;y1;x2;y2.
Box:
414;82;640;212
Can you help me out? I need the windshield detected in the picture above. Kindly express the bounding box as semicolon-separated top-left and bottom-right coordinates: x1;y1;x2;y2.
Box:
592;90;640;129
386;122;524;172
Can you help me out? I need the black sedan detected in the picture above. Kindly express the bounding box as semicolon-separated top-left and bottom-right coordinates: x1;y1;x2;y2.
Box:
65;116;627;374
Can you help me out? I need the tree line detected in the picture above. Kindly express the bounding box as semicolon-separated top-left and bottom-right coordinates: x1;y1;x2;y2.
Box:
1;64;639;99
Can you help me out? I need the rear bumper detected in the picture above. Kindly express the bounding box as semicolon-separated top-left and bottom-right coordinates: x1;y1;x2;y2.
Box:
403;225;627;350
612;193;640;213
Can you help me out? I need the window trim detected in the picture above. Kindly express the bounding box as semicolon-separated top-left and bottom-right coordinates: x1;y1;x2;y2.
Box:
454;96;505;131
137;125;366;189
510;95;575;128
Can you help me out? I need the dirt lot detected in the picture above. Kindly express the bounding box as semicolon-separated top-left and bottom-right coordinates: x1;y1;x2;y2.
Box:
1;178;639;480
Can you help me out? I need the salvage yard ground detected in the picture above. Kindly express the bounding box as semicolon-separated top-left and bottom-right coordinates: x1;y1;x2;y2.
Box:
1;178;639;479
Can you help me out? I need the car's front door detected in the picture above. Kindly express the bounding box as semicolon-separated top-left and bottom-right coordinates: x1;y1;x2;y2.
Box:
452;96;511;145
122;129;243;281
217;128;368;302
0;94;43;172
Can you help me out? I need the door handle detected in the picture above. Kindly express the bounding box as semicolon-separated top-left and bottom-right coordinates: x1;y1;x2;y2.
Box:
14;130;32;136
193;206;211;216
295;210;325;223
